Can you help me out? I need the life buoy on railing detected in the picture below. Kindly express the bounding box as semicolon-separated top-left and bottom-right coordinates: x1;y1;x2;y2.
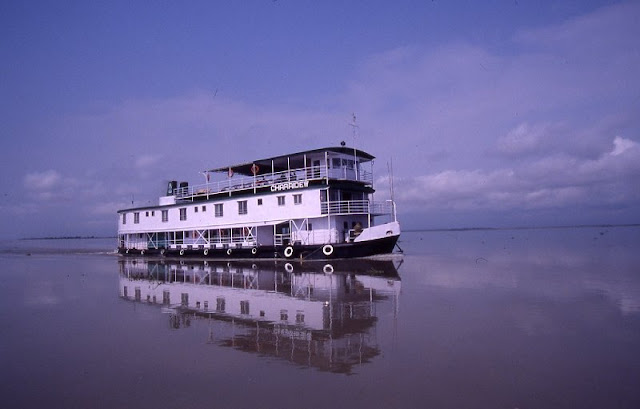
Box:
227;248;232;256
322;244;334;256
125;249;129;254
160;249;165;255
251;247;257;255
140;250;144;255
323;264;334;274
179;249;184;256
204;249;209;256
284;246;294;258
285;262;294;273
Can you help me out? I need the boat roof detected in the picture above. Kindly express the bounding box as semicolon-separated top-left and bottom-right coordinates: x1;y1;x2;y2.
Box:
206;146;375;176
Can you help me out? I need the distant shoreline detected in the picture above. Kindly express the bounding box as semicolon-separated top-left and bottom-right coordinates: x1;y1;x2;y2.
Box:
405;223;640;233
19;236;116;241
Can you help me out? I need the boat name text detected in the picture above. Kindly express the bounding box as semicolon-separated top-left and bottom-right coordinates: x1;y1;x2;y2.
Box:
270;180;310;192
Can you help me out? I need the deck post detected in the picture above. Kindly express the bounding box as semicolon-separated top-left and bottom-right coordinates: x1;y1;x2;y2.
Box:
303;154;307;181
324;151;328;184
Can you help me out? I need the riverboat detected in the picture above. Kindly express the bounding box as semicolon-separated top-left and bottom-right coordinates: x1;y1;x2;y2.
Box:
117;146;400;259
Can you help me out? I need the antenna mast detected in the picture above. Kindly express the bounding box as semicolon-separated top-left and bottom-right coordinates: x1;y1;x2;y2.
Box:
349;113;359;180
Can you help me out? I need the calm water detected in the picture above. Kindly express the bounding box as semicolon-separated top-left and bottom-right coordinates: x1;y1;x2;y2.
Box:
1;227;639;409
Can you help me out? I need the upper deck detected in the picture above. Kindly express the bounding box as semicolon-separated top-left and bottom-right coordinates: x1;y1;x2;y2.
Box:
170;146;375;202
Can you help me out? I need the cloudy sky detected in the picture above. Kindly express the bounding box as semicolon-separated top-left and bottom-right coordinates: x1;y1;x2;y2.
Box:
1;0;639;238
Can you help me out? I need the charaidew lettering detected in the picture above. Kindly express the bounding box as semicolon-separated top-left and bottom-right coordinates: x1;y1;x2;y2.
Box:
270;180;309;192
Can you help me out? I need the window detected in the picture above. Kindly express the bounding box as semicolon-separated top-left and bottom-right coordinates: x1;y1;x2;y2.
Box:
215;203;223;217
257;198;262;206
194;207;198;213
240;300;250;315
134;212;140;224
293;194;302;205
332;158;341;168
344;159;354;169
238;200;247;215
277;196;285;206
151;211;155;216
308;223;312;231
216;297;225;312
202;205;206;212
162;210;168;222
145;211;149;217
296;311;305;323
280;310;289;321
179;208;187;221
122;213;127;224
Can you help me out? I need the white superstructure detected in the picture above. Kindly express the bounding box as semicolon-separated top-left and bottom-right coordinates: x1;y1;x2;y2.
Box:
117;146;400;259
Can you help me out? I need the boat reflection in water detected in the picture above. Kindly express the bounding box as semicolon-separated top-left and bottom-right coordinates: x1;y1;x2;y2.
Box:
118;257;401;373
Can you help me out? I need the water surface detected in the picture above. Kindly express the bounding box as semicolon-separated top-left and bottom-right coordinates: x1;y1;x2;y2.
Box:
1;228;639;409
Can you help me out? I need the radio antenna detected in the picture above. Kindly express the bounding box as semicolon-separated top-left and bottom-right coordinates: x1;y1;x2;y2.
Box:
348;113;359;179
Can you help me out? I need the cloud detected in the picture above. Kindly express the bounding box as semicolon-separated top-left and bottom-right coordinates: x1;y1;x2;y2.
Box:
611;136;636;156
23;170;62;190
135;153;163;169
497;123;542;156
386;134;640;213
91;201;127;216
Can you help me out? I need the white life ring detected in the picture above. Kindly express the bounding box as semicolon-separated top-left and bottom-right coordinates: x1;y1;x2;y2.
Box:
160;249;165;255
125;249;129;254
227;248;232;256
251;247;257;255
323;264;334;274
179;249;184;256
285;262;294;273
322;244;334;256
204;249;209;256
284;246;294;258
140;250;144;255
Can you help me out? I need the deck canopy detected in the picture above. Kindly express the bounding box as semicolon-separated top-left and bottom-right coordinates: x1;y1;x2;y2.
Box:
206;146;375;176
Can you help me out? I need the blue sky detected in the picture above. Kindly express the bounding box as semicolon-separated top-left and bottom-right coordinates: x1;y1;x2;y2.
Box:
1;0;639;238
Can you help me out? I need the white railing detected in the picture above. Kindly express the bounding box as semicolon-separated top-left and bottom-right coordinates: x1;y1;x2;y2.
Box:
173;165;373;200
274;233;291;246
370;200;395;216
320;200;394;216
